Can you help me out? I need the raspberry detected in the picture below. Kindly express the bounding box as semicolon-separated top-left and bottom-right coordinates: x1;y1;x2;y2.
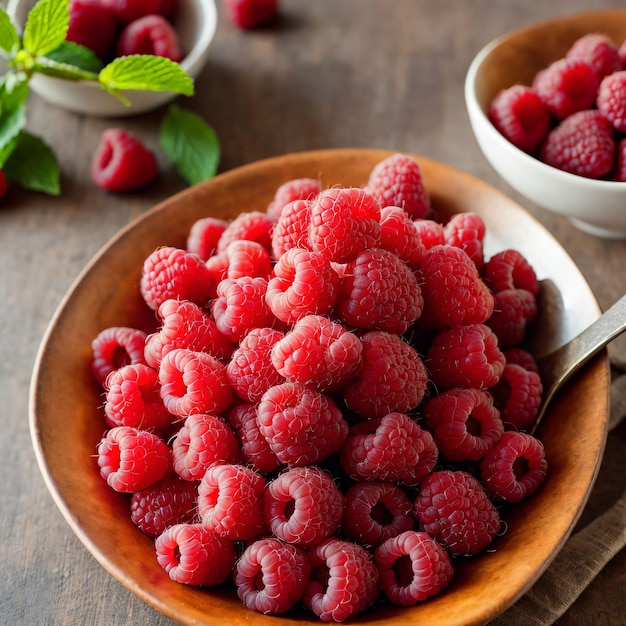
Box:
217;211;274;254
270;314;362;392
303;537;379;622
482;248;539;296
197;464;266;540
155;523;236;586
140;246;215;310
424;388;504;463
503;347;539;373
105;0;169;25
615;137;626;181
97;426;170;492
337;248;423;334
234;538;311;615
130;476;199;537
413;470;501;556
158;348;233;418
117;14;183;61
264;466;344;547
91;326;147;386
540;109;616;178
374;531;454;606
532;57;599;120
226;327;286;403
597;70;626;132
224;0;278;29
0;169;7;199
490;363;543;431
67;0;117;59
222;239;273;280
566;33;622;81
270;199;312;259
265;248;340;324
91;128;158;192
378;205;427;269
266;177;321;221
144;299;233;368
480;431;548;503
257;382;348;467
171;414;241;481
104;363;173;431
426;324;506;390
367;153;431;219
341;481;415;547
339;412;438;486
342;331;429;419
413;218;444;249
619;38;626;66
487;288;538;348
487;84;552;153
417;244;494;330
443;212;486;271
186;216;227;261
308;187;381;263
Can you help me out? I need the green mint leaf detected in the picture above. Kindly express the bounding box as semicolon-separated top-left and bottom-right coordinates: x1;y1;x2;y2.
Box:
99;55;194;97
0;134;18;168
159;104;220;186
34;55;99;81
23;0;70;57
0;100;26;154
4;130;60;195
1;72;30;112
44;41;103;73
0;9;21;55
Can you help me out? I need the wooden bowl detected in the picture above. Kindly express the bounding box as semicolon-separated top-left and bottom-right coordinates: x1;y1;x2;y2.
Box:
30;149;610;625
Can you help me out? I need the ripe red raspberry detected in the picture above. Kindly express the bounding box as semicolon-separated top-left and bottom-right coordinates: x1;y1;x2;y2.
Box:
303;537;379;622
532;57;599;120
222;239;273;280
340;412;438;486
566;33;622;81
615;137;626;181
270;314;362;392
155;523;236;586
226;327;286;403
443;212;486;271
379;205;427;269
270;199;312;259
539;109;616;178
266;177;321;221
480;431;548;503
491;363;543;431
342;331;429;419
67;0;117;59
0;169;7;199
413;470;501;556
308;187;381;263
424;388;504;463
367;153;431;219
224;0;278;30
483;248;539;296
265;248;340;323
426;324;506;390
117;14;183;61
104;363;172;431
487;84;552;153
234;538;311;615
217;211;274;254
264;466;344;547
91;325;147;386
140;246;215;310
341;481;415;547
158;348;233;418
197;464;266;540
257;382;349;467
171;414;241;481
503;347;539;373
91;128;158;192
374;531;454;606
417;244;494;330
186;216;227;261
104;0;171;25
487;288;538;348
413;218;444;249
130;476;200;537
97;426;170;492
597;70;626;132
337;248;424;334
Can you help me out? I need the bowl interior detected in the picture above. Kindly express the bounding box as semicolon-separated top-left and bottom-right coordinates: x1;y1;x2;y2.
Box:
30;149;610;626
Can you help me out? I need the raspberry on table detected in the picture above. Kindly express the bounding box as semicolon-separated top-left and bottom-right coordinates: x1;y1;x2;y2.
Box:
487;288;538;349
222;239;273;280
482;248;539;296
413;470;501;556
339;412;438;486
197;463;266;540
443;212;486;271
91;326;147;386
263;465;344;548
234;538;311;615
566;32;622;81
217;210;274;254
490;363;543;431
480;431;548;503
597;70;626;133
116;14;183;61
374;530;454;606
155;523;236;586
224;0;278;30
303;537;379;622
266;177;321;221
186;216;228;261
270;198;313;259
379;205;427;269
367;153;431;219
67;0;117;59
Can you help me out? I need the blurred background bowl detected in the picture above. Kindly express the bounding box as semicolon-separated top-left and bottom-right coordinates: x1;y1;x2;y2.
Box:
465;9;626;239
7;0;217;117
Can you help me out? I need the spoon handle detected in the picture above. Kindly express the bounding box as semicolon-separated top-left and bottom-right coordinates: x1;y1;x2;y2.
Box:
532;293;626;434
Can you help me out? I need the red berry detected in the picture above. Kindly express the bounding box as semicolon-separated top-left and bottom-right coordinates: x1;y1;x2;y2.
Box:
487;288;538;348
270;199;313;259
597;70;626;132
186;216;228;261
379;205;427;269
91;326;147;386
117;14;183;61
91;128;158;192
217;210;274;254
67;0;117;59
224;0;278;30
483;249;539;296
105;0;169;25
222;239;273;280
615;137;626;181
566;33;622;81
0;169;7;199
413;218;444;249
490;363;543;431
266;177;321;221
443;212;486;271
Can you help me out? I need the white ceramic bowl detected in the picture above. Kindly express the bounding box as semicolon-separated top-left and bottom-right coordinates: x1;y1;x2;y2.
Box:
465;10;626;239
7;0;217;117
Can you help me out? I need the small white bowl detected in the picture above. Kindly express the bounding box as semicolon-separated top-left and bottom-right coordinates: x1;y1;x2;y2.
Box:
7;0;217;117
465;10;626;239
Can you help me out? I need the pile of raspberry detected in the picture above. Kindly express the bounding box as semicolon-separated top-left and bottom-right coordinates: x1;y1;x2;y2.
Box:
91;153;548;622
488;32;626;180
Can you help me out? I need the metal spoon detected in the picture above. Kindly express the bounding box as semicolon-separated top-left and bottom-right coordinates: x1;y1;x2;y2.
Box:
531;293;626;435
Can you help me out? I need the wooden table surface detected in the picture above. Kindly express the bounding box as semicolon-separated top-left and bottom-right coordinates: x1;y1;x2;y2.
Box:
2;1;625;624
